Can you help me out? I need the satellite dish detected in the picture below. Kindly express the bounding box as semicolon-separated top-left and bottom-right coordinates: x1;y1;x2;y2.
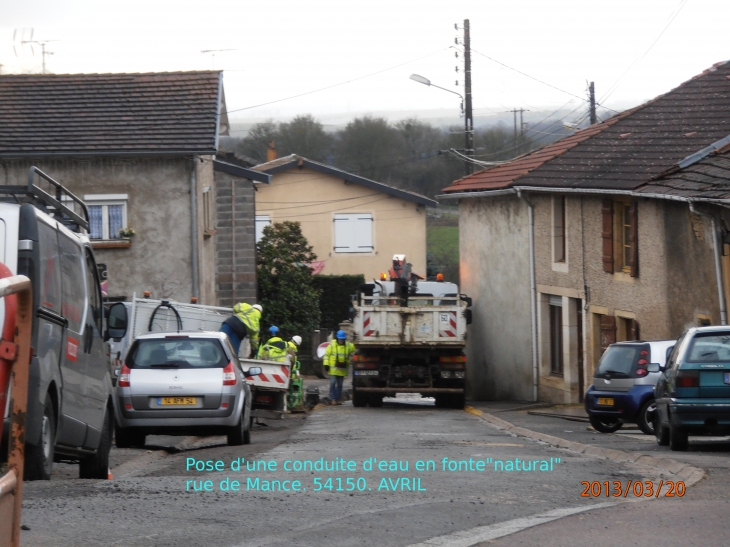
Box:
316;342;330;359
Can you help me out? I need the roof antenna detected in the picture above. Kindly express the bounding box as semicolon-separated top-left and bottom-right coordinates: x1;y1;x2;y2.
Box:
200;49;236;70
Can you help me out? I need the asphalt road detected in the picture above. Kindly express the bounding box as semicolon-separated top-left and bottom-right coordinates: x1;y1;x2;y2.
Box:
19;396;649;547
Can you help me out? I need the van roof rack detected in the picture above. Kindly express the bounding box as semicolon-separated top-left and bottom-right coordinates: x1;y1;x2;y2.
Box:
0;166;89;233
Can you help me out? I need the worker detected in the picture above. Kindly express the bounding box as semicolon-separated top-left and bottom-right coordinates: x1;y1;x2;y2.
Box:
257;326;289;362
324;330;356;405
288;335;302;358
220;303;262;356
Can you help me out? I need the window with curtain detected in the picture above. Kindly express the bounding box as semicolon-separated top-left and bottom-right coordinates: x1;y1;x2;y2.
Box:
85;195;128;239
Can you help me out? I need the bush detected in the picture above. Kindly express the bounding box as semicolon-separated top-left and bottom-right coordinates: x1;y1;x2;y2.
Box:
312;274;366;332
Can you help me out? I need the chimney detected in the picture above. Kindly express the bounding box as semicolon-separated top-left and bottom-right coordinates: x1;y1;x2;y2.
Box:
267;141;277;162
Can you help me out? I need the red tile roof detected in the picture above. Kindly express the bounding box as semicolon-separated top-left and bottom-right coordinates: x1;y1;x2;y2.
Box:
0;72;224;157
444;61;730;194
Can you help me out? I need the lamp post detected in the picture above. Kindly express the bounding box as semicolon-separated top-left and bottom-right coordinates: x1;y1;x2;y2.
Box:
410;74;473;175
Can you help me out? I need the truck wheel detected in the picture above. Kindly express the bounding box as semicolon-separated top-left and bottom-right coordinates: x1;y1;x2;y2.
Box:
228;412;247;446
368;395;383;407
450;394;466;409
434;396;449;408
669;424;689;451
352;389;367;408
24;394;56;481
115;423;146;448
79;410;112;479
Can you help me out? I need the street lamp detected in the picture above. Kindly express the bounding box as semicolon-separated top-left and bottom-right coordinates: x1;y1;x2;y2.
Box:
409;74;473;175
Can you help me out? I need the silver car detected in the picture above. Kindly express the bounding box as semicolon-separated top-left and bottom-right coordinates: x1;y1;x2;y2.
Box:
114;332;259;447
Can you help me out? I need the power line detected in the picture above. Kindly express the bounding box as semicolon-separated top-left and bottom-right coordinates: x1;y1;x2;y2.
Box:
224;47;450;114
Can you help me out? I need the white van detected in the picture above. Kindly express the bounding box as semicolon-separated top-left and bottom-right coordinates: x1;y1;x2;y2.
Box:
1;167;113;480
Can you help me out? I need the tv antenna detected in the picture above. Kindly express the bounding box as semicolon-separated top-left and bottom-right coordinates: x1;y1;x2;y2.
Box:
14;28;59;74
200;49;236;69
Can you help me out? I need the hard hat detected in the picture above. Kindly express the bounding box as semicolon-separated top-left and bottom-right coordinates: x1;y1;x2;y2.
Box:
292;335;302;346
252;304;263;313
269;325;280;335
336;330;347;340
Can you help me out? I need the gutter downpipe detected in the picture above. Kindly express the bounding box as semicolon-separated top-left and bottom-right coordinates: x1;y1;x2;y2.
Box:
689;202;727;325
517;189;538;402
190;157;199;299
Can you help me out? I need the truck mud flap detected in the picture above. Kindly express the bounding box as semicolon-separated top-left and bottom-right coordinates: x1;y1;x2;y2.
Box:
355;387;464;395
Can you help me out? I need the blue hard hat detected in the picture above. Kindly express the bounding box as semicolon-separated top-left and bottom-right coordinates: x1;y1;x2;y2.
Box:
269;325;280;335
336;330;347;340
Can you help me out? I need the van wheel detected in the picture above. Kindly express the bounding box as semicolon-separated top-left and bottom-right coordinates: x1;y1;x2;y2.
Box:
115;423;146;448
589;415;623;433
637;400;656;435
669;424;689;451
79;410;112;479
24;394;56;481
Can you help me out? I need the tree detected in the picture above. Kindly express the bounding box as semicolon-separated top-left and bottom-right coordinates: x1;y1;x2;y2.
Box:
257;222;321;340
333;116;406;181
234;120;279;163
277;115;333;162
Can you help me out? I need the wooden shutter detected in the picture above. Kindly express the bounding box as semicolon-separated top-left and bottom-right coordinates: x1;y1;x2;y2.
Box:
600;315;616;352
629;202;639;277
629;319;640;341
602;200;613;273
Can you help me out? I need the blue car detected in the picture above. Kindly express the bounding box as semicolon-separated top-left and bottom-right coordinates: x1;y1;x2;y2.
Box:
585;340;675;435
653;326;730;451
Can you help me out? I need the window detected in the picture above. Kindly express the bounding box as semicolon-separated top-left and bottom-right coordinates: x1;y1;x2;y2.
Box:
85;194;128;240
202;186;214;236
59;234;86;333
334;213;373;253
552;196;566;263
549;296;563;375
601;200;638;276
38;221;61;312
255;215;271;243
85;250;102;332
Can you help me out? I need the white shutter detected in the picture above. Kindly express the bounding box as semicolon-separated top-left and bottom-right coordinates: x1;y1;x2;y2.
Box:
334;214;373;253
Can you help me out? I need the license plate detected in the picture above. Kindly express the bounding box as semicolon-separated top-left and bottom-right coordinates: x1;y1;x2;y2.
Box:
354;370;378;376
158;397;197;406
596;397;614;406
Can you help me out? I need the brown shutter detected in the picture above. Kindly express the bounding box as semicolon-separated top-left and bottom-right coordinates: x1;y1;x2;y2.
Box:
629;319;640;341
602;200;614;273
629;202;639;277
600;315;616;352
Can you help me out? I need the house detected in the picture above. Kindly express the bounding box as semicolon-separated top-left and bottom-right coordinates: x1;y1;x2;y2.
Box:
0;72;270;305
440;61;730;403
252;154;436;280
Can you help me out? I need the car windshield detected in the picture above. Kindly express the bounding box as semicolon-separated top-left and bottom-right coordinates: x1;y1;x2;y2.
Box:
685;333;730;362
595;346;639;377
128;338;228;369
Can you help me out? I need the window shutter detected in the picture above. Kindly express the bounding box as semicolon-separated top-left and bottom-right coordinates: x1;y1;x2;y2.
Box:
629;202;639;277
600;315;616;352
601;200;613;273
629;319;640;341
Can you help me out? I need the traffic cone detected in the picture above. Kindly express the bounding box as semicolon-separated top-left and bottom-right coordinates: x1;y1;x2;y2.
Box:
107;468;113;480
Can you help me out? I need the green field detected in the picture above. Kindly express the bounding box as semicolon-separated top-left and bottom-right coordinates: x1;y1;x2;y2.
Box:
427;225;459;284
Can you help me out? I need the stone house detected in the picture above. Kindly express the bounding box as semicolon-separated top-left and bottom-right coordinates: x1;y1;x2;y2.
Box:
252;154;436;280
441;61;730;403
0;72;269;305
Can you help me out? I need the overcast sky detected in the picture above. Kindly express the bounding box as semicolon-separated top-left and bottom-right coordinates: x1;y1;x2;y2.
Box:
1;0;727;129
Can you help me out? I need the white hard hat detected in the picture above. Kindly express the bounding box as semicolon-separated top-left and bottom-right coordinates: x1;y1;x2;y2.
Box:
292;335;302;346
252;304;263;313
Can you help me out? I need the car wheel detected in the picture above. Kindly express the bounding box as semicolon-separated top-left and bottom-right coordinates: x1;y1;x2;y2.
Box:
115;423;146;448
655;420;670;446
79;410;112;479
368;395;383;407
669;424;689;451
227;412;246;446
637;399;656;436
352;389;367;408
589;415;623;433
24;394;56;481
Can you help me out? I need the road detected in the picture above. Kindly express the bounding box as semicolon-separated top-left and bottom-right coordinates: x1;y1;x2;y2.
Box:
18;395;659;547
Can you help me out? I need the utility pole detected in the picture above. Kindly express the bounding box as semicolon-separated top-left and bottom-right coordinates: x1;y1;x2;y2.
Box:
509;108;527;153
589;81;597;125
463;19;474;175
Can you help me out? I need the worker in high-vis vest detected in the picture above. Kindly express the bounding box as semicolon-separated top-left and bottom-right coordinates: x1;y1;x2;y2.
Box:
324;330;356;405
257;326;289;362
288;336;302;359
220;303;262;356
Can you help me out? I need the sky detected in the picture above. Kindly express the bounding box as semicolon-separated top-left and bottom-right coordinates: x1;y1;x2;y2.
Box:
1;0;727;131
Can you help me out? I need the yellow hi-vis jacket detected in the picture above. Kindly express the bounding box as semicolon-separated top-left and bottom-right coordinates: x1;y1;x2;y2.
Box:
257;336;289;362
324;340;356;377
233;302;261;348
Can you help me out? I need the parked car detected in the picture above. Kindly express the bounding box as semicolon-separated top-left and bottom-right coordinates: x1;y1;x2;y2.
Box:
114;332;260;447
653;326;730;451
1;167;113;480
585;339;675;435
